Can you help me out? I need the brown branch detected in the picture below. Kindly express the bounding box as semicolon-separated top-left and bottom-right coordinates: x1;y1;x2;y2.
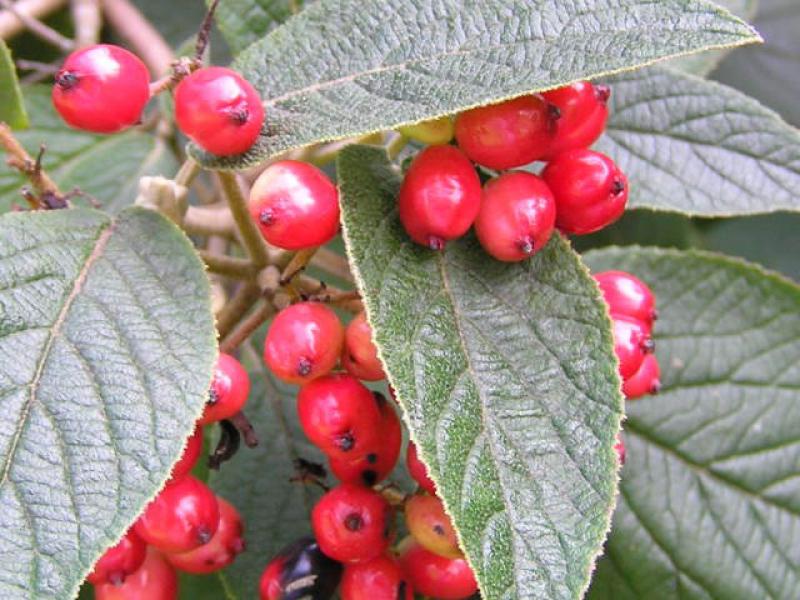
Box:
218;172;272;268
219;301;273;354
199;251;257;280
70;0;101;48
0;0;66;40
101;0;173;75
311;247;354;283
0;0;73;50
229;411;259;448
215;282;262;339
0;123;63;208
183;205;236;238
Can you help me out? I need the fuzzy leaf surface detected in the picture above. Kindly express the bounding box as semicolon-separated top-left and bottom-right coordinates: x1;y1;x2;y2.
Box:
211;0;309;55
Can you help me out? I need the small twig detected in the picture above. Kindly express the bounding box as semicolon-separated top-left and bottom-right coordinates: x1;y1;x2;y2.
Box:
311;248;354;283
220;301;274;354
215;282;262;339
0;0;66;40
229;411;259;448
147;56;200;97
15;58;58;73
0;0;73;50
280;247;318;286
102;0;173;75
183;205;236;238
296;275;362;312
70;0;100;48
199;251;257;280
208;420;241;470
195;0;220;61
0;124;64;209
174;158;202;188
218;171;272;268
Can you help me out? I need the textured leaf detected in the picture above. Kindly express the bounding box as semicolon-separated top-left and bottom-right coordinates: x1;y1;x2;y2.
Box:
211;0;308;55
207;338;325;600
598;66;800;216
0;87;178;215
584;247;800;600
191;0;759;169
338;145;623;600
0;207;216;600
0;39;28;129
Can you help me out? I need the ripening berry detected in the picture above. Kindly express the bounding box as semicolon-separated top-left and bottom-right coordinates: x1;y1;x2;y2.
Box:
612;315;655;380
259;537;342;600
398;116;454;145
454;95;557;169
249;160;340;250
542;149;628;235
341;312;385;381
86;528;147;586
199;353;250;425
623;354;661;399
398;145;481;250
174;66;264;156
399;539;477;600
406;494;462;559
542;81;610;158
166;497;245;574
298;374;383;460
52;44;150;133
169;426;203;482
264;302;344;385
312;484;393;563
406;442;436;496
134;476;220;553
94;549;178;600
594;270;657;329
342;554;414;600
475;171;556;262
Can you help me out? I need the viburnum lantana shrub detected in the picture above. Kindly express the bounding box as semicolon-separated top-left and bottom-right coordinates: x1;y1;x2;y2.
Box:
0;0;798;599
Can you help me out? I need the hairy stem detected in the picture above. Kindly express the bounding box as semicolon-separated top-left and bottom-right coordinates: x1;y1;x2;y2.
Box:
220;301;274;354
215;282;262;339
218;171;271;268
183;206;236;238
199;251;256;280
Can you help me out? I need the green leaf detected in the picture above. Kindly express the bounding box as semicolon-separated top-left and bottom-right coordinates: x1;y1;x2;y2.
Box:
583;247;800;600
211;0;308;56
179;572;232;600
0;87;178;215
338;145;623;600
0;39;28;129
598;66;800;216
191;0;759;169
0;207;216;600
207;338;325;600
668;0;759;76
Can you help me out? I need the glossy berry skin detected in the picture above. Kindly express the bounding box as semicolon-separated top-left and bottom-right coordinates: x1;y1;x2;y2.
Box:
200;353;251;425
542;81;610;158
134;476;219;553
406;494;462;559
341;312;385;381
298;374;382;460
454;95;557;169
612;315;655;380
94;549;178;600
52;45;150;134
342;554;414;600
615;434;626;466
87;529;147;585
259;537;342;600
475;172;556;262
594;270;657;329
329;396;401;486
312;484;393;563
399;540;477;600
249;160;340;250
398;116;454;145
264;302;344;385
623;354;661;399
169;426;203;482
166;497;245;574
406;442;436;495
398;145;481;250
542;149;628;235
174;66;264;156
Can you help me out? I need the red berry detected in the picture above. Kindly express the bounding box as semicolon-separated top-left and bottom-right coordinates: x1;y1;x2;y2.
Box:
86;528;146;586
341;312;385;381
399;540;477;600
312;484;393;563
52;44;150;133
398;145;481;250
200;353;250;425
623;354;661;399
342;554;414;600
169;426;203;482
259;537;342;600
475;171;556;262
612;315;654;380
264;302;344;385
298;374;383;460
614;434;626;466
94;549;177;600
542;149;628;235
134;476;219;553
406;442;436;496
329;395;402;486
405;494;461;559
174;66;264;156
166;497;245;574
542;81;610;158
594;270;657;329
454;95;557;169
249;160;340;250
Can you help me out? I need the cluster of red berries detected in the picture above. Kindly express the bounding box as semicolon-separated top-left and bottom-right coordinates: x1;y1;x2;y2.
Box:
398;81;627;260
88;352;252;598
52;44;263;156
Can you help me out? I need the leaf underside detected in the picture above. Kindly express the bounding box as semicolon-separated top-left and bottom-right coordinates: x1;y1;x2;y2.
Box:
211;0;309;55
